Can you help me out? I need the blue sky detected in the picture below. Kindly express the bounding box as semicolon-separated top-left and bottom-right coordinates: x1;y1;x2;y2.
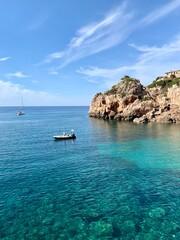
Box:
1;0;180;106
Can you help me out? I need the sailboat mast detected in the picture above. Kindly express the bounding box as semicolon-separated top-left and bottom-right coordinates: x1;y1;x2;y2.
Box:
16;96;25;115
21;96;24;111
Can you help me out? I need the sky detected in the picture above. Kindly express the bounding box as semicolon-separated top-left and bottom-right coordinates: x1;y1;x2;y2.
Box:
0;0;180;106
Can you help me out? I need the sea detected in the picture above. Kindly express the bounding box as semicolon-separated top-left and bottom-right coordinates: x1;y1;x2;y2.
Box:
0;106;179;240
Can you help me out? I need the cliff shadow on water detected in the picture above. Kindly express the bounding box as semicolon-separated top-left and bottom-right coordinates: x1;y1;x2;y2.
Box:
89;118;180;171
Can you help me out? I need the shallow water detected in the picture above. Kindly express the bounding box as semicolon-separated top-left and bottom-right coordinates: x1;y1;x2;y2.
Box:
0;107;179;239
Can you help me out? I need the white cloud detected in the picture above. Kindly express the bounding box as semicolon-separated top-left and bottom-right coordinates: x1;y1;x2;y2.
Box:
39;1;180;69
31;80;38;84
60;3;134;67
141;0;180;25
78;66;129;80
48;68;59;75
39;3;134;68
40;52;64;65
0;57;11;61
0;80;62;106
6;71;30;79
78;35;180;87
129;35;180;82
87;79;99;84
28;12;49;31
78;65;136;88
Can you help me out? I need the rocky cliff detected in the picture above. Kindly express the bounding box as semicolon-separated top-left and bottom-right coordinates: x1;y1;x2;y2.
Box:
89;76;180;123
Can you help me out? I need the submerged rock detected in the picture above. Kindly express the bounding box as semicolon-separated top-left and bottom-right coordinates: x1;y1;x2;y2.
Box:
121;220;136;233
89;221;113;237
148;207;166;219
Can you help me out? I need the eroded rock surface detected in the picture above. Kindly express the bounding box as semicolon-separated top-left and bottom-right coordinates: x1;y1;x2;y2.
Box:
89;76;180;123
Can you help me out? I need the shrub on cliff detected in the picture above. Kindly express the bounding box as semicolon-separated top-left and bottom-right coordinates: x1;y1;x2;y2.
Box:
104;84;118;95
147;78;180;89
121;75;135;87
105;76;141;96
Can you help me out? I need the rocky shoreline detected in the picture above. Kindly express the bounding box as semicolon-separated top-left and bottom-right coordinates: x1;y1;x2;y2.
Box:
89;75;180;124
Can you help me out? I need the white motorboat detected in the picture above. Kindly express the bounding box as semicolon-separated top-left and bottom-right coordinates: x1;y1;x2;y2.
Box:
53;130;76;140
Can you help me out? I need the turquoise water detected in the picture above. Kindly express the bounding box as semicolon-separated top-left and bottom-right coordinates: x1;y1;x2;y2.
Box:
0;106;179;240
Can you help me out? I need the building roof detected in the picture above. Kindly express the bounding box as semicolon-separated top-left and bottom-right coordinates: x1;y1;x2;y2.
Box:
165;70;180;74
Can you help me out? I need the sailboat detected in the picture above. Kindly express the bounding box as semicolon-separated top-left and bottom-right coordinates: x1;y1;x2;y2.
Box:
16;96;25;115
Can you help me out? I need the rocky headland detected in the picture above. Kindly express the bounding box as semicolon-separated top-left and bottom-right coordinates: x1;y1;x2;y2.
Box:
89;74;180;123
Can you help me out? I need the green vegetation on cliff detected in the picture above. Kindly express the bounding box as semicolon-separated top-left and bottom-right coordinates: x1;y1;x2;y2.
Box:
104;76;137;95
121;75;135;87
147;77;180;89
104;84;118;95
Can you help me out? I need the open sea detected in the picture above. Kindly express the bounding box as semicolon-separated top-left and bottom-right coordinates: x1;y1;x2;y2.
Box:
0;106;179;240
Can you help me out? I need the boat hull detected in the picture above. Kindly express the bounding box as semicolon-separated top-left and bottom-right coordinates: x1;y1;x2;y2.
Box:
53;135;76;140
16;111;25;115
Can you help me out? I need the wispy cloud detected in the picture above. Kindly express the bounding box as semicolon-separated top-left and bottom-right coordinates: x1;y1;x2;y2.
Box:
0;80;61;106
0;57;11;61
78;65;136;88
130;34;180;64
39;0;180;69
60;3;134;67
28;12;49;31
40;52;64;65
141;0;180;25
6;71;30;79
48;68;59;75
86;79;100;84
39;2;135;68
78;66;133;80
78;35;180;87
31;80;38;84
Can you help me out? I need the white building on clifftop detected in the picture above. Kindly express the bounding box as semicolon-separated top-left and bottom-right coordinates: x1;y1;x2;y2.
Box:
165;70;180;78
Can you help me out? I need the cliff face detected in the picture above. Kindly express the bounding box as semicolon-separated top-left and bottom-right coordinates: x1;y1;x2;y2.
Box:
89;76;180;123
167;85;180;106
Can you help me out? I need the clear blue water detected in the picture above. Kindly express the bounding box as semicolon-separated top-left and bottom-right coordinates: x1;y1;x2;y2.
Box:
0;106;179;240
